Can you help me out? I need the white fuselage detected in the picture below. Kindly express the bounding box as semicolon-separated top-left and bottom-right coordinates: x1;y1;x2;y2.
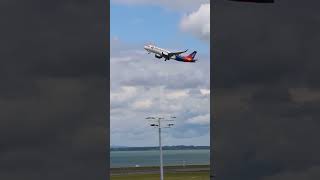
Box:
144;44;177;60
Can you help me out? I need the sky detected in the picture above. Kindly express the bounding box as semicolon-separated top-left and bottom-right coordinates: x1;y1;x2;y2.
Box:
110;0;210;146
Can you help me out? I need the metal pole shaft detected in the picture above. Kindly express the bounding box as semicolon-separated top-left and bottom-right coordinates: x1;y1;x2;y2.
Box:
159;119;164;180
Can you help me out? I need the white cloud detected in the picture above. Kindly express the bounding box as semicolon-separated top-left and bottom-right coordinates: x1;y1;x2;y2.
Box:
180;3;210;42
166;90;188;100
110;37;210;146
131;99;153;110
111;0;210;11
187;113;210;125
110;0;211;145
110;46;210;90
110;86;137;105
200;88;210;96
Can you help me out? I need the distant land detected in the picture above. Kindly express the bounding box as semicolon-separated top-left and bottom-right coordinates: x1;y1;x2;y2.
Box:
111;145;210;151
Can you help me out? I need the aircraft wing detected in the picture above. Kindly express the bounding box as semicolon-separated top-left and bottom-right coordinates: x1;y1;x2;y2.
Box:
161;49;188;60
167;49;188;56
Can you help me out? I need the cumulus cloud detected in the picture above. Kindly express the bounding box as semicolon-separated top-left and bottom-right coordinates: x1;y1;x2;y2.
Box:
111;0;209;11
110;86;138;109
180;3;210;42
110;39;210;146
166;90;189;100
111;86;137;102
131;99;153;110
110;38;210;90
200;88;210;96
187;113;210;125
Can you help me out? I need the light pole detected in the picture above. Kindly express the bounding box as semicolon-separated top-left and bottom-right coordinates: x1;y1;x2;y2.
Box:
158;118;163;180
146;116;176;180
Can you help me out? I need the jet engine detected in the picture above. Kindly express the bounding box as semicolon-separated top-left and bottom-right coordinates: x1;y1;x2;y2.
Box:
161;52;170;61
155;54;162;59
162;52;169;56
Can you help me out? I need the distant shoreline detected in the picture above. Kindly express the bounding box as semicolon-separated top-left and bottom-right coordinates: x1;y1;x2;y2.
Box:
111;145;210;151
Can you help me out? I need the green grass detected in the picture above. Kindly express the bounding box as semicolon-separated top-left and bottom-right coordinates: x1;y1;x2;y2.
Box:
111;172;210;180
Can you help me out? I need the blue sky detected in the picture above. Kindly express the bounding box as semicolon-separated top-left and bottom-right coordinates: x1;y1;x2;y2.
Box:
110;1;210;147
110;2;209;53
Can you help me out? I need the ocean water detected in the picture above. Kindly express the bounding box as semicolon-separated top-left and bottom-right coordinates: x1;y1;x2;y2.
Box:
110;149;210;168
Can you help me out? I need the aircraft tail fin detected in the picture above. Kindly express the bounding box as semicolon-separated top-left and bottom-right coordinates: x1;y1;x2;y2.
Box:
185;51;197;59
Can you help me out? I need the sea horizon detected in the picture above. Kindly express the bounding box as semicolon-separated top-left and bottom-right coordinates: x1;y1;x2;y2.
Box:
111;149;210;168
110;145;210;151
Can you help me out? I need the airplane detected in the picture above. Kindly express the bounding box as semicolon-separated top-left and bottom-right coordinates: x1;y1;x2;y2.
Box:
143;0;274;63
144;44;198;63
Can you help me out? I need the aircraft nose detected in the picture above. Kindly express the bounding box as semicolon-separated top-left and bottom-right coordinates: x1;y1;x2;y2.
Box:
144;45;148;50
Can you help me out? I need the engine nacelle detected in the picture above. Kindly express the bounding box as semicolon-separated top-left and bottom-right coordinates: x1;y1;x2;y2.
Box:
162;52;169;56
155;54;162;59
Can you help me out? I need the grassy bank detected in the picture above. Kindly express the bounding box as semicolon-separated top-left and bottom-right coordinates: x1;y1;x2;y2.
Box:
111;172;209;180
111;165;210;180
